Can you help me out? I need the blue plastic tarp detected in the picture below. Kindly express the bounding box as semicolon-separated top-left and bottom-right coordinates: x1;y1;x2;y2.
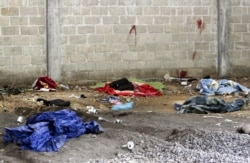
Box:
3;109;104;152
196;79;249;96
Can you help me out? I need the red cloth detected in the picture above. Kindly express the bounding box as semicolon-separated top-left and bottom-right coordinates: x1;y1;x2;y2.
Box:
94;82;162;96
33;76;57;90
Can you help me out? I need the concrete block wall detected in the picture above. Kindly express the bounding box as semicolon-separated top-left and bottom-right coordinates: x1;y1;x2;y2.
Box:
0;0;46;84
229;0;250;76
0;0;249;85
59;0;218;82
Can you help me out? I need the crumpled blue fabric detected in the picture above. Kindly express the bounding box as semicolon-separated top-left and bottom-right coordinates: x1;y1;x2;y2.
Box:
174;96;245;114
196;79;249;96
3;109;104;152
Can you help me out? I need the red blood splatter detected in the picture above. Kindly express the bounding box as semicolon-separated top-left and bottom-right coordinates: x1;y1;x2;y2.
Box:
197;19;205;34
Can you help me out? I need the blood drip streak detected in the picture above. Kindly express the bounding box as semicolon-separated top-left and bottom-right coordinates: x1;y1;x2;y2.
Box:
129;25;137;45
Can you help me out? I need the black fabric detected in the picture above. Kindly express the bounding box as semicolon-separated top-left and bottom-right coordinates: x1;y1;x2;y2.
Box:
109;78;134;91
37;98;70;107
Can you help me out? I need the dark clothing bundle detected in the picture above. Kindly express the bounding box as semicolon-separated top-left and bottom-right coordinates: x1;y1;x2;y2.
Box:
109;78;134;91
37;98;70;107
174;96;245;114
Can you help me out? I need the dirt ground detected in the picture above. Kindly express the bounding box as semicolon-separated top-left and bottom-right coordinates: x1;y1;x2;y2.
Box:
0;78;250;162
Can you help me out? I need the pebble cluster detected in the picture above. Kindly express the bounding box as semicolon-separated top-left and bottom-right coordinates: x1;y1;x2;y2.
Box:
90;128;250;163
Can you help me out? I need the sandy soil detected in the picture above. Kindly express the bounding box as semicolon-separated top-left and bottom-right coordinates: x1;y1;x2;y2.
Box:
0;78;249;162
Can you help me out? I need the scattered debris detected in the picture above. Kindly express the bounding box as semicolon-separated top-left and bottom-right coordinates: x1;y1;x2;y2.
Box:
224;119;232;122
17;116;24;124
114;119;122;124
203;115;223;119
111;101;134;111
122;141;134;150
236;123;250;134
86;106;97;114
59;84;69;90
69;94;87;99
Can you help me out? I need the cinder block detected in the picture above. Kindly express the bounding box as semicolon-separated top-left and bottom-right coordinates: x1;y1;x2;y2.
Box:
242;15;250;23
1;7;19;16
146;43;163;52
233;24;247;32
10;17;28;25
106;52;122;61
152;0;168;6
103;16;119;24
161;7;175;15
112;61;129;69
193;7;209;15
148;25;164;33
232;7;248;15
31;56;46;65
95;44;111;52
109;7;125;15
78;26;95;34
12;36;30;45
0;57;11;66
164;25;179;33
90;7;108;15
96;25;113;34
96;61;113;70
20;7;38;16
176;7;192;15
29;17;45;25
0;17;9;26
23;46;42;55
120;16;136;24
4;47;22;55
87;35;104;44
21;27;39;35
155;16;169;24
69;35;87;44
30;36;45;45
85;16;100;24
172;34;188;42
122;52;138;60
129;60;146;69
138;51;154;61
70;54;86;62
87;53;106;61
111;44;128;52
136;0;152;6
143;7;160;15
235;42;250;49
137;16;154;24
77;45;95;53
2;26;19;35
12;56;31;65
195;43;210;50
170;16;186;24
76;62;96;71
63;26;76;34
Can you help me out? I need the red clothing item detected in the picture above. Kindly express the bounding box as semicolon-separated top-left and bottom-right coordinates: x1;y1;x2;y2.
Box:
33;76;57;90
94;82;162;97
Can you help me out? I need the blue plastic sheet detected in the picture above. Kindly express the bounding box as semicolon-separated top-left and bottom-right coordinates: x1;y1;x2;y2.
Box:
3;109;104;152
196;79;249;96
